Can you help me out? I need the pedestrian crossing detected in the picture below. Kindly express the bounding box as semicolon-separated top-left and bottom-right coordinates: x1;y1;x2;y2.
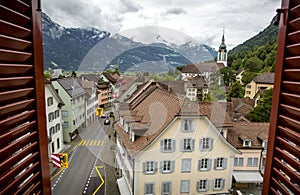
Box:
78;140;105;146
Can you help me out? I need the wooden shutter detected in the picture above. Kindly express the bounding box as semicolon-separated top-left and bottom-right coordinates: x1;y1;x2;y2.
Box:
263;0;300;194
0;0;51;194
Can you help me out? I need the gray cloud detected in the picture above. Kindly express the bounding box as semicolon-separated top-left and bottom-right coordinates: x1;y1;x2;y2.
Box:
165;7;188;15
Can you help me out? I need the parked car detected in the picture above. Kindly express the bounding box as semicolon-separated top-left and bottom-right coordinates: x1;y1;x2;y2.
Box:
104;119;110;125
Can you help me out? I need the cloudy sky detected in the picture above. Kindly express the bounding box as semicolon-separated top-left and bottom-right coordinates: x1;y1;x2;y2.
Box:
42;0;281;50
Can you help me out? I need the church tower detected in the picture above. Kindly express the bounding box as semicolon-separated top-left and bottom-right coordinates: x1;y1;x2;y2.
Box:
217;29;227;67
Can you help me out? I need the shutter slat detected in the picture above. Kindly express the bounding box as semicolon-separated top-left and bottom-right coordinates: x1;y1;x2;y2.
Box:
16;172;41;195
286;43;300;55
275;146;300;174
282;81;300;94
278;115;300;132
276;137;300;168
273;167;300;194
280;104;300;119
0;110;35;130
0;99;35;118
0;64;33;76
0;19;31;39
0;142;38;173
0;152;39;187
1;0;30;14
278;126;300;146
0;49;32;62
285;56;300;68
0;88;34;105
0;77;33;90
287;30;300;43
270;177;290;195
0;34;31;51
281;92;300;107
0;5;31;27
289;17;300;31
1;162;40;195
274;158;300;186
290;4;300;18
283;69;300;81
0;132;37;159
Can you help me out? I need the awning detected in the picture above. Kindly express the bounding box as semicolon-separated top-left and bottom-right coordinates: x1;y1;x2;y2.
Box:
233;171;263;183
117;177;131;195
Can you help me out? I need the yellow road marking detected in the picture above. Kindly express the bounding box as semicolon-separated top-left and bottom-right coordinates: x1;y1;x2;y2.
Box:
78;140;84;146
82;140;87;146
90;140;94;146
93;166;104;195
97;140;101;146
101;140;105;146
50;168;64;181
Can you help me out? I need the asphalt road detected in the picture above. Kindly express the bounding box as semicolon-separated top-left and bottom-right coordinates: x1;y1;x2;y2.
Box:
51;118;109;195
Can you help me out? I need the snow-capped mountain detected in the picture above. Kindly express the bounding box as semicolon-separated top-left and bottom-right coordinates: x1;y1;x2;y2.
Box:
42;13;217;72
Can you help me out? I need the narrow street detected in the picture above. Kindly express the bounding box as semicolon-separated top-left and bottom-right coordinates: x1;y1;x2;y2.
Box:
51;118;111;195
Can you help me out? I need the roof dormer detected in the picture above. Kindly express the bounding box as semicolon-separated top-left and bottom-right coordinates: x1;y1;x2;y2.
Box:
239;135;252;147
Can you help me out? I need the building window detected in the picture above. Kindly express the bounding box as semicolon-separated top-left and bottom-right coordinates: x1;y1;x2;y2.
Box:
55;123;60;132
213;178;224;191
161;181;171;195
48;112;54;122
181;138;194;152
262;141;268;149
143;161;157;174
181;158;191;173
246;91;251;94
215;157;227;170
234;157;244;166
247;157;259;167
247;85;251;89
55;110;60;118
47;97;53;106
198;158;212;171
63;122;69;128
57;138;60;149
182;119;193;132
144;183;154;195
62;110;68;117
200;137;213;151
197;179;209;192
51;142;55;153
243;140;252;147
49;127;54;136
180;180;190;193
161;160;175;174
161;139;175;153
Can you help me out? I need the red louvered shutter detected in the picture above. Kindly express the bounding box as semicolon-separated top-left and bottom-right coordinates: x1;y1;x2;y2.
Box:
0;0;51;194
263;0;300;194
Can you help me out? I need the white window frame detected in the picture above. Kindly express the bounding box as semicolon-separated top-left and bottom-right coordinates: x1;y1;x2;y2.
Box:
197;179;209;192
47;97;53;106
143;161;157;174
181;138;195;152
213;178;225;191
161;181;172;195
161;160;175;174
161;139;175;153
247;157;259;167
198;158;212;171
234;157;244;166
215;157;227;170
200;137;213;151
144;183;154;195
243;139;252;147
182;119;193;132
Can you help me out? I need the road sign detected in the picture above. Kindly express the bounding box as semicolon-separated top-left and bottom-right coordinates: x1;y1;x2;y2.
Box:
60;153;68;168
51;153;61;168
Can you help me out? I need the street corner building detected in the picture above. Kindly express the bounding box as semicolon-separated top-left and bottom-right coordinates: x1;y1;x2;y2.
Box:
113;80;240;195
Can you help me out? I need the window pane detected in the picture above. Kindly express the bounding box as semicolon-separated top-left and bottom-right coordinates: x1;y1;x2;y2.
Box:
180;180;190;193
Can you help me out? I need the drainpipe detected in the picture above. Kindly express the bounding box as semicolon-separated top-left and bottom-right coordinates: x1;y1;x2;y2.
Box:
132;158;135;195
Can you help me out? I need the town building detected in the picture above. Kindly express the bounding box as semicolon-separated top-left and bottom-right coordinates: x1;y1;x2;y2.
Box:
244;72;274;99
45;79;65;155
114;81;240;195
235;68;244;85
186;75;209;101
52;78;87;142
227;122;269;194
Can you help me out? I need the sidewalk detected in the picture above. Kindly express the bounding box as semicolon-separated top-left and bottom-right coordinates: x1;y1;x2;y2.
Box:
101;125;120;195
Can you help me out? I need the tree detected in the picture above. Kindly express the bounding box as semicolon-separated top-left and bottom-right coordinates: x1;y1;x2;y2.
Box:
242;71;257;85
248;89;273;122
244;56;264;72
220;67;235;86
227;81;245;101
